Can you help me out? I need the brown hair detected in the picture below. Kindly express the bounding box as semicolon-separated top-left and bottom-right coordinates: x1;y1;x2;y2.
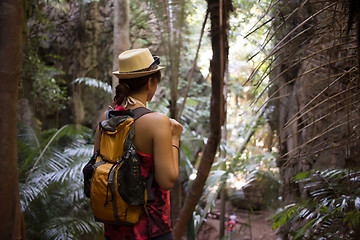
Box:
113;71;161;106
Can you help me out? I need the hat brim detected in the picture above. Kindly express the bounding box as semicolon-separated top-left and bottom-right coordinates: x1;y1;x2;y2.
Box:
112;66;165;79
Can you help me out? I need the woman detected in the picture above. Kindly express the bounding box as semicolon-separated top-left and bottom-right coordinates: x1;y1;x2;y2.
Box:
93;48;183;240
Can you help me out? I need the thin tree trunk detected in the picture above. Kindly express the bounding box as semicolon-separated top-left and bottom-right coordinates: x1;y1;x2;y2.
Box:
219;182;226;238
112;0;130;92
178;10;209;119
167;0;185;120
0;0;26;239
166;0;186;227
173;0;229;238
218;0;226;236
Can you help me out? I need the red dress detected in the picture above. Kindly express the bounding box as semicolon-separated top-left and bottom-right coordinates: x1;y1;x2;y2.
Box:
104;107;172;239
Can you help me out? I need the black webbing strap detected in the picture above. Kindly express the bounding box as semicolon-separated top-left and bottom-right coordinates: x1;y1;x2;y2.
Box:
132;107;152;120
146;173;155;205
132;107;155;205
108;163;121;221
105;107;152;121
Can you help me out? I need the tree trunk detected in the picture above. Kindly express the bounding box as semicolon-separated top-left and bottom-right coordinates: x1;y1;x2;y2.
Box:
162;0;186;227
112;0;130;92
163;0;185;120
172;0;230;238
0;0;26;239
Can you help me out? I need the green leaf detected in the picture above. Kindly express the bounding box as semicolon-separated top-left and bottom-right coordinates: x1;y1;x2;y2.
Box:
271;203;297;229
293;171;310;182
294;219;316;240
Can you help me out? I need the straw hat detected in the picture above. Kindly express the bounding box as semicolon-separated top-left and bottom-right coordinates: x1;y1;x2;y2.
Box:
112;48;164;79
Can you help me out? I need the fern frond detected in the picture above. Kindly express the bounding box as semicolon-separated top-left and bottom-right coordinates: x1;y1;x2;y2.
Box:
43;216;102;240
73;77;112;94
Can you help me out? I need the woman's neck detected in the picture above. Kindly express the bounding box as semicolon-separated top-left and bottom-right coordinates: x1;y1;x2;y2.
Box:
124;95;147;109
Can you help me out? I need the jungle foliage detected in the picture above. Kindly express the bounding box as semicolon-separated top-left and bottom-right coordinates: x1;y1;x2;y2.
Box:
18;123;103;239
272;169;360;239
17;0;360;239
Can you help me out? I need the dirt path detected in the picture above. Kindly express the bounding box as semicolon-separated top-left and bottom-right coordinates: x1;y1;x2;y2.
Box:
197;200;277;240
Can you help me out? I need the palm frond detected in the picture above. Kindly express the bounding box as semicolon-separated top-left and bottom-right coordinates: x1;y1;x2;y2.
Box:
18;123;97;238
73;77;112;94
50;155;85;185
42;216;102;240
272;169;360;239
24;124;92;182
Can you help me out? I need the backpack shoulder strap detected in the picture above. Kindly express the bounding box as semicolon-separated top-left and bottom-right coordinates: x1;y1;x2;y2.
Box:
132;107;152;120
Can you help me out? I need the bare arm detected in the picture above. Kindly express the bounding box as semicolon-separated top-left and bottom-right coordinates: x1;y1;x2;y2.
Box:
151;114;182;190
170;118;182;181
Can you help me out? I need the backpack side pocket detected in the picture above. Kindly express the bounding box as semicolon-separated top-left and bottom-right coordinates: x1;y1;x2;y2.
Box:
117;146;145;206
83;150;99;198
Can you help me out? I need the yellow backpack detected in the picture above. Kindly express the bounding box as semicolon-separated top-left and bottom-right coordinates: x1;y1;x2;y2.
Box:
83;107;153;224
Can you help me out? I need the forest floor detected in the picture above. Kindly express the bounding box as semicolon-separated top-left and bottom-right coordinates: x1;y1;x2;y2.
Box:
197;200;278;240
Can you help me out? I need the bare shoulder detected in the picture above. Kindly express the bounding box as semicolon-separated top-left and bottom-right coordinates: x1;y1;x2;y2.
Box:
137;111;170;131
140;111;169;123
145;111;169;121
